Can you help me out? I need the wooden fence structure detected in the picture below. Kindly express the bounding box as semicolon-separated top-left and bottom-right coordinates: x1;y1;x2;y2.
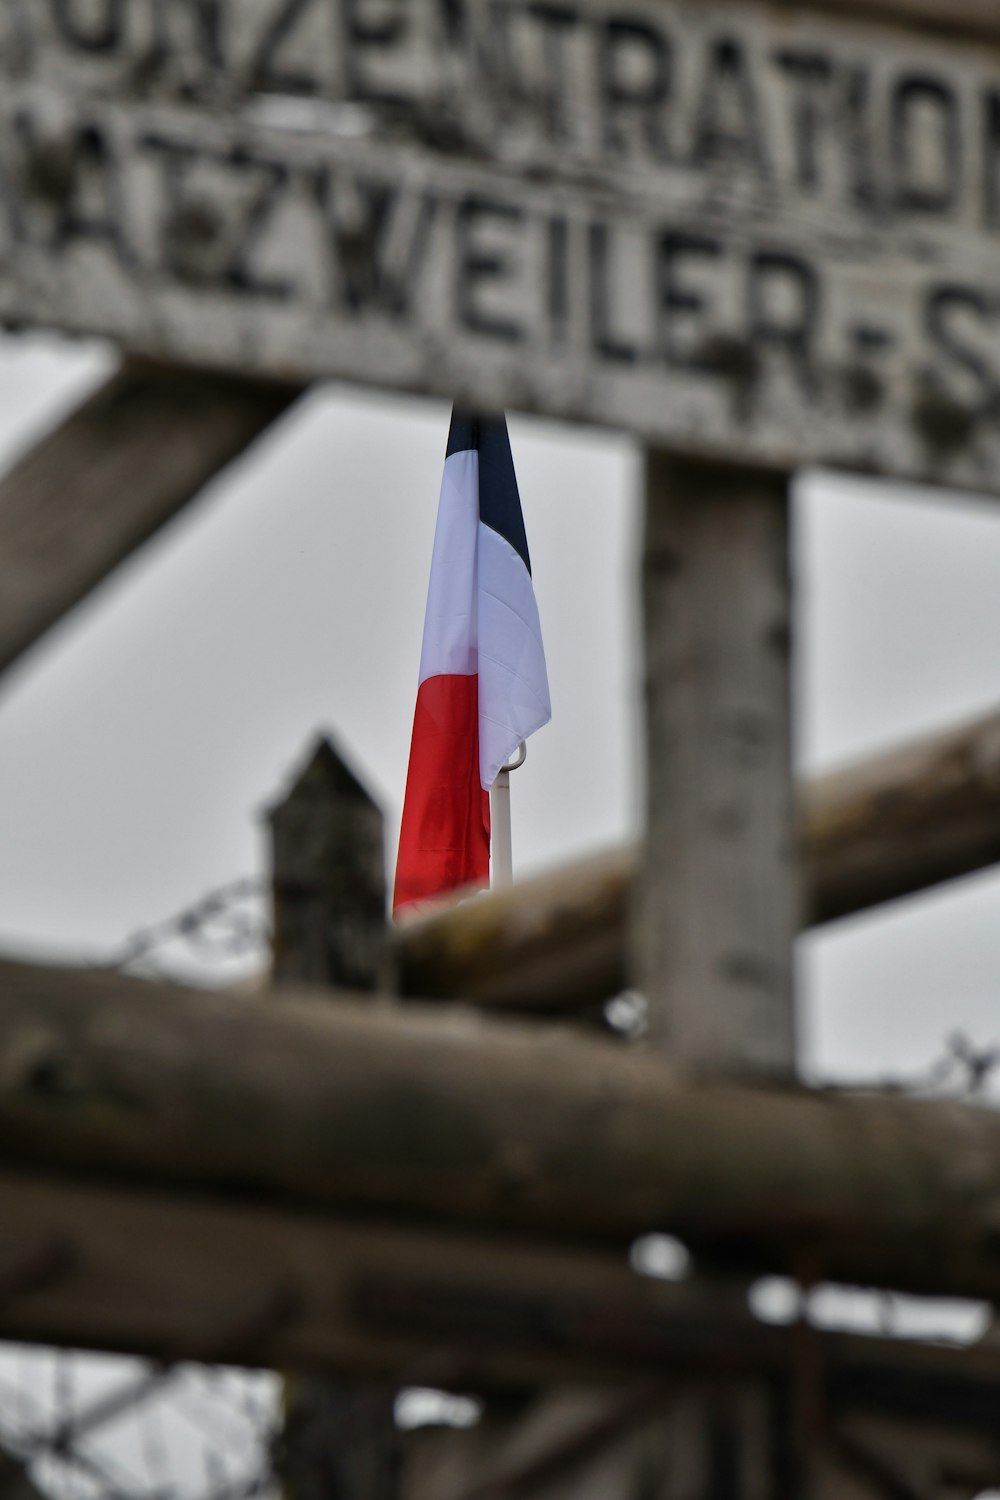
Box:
4;0;1000;1495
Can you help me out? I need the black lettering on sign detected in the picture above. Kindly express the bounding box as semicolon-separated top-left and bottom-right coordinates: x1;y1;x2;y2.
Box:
17;112;132;265
57;123;130;258
746;250;818;384
774;50;832;192
456;195;525;341
150;0;224;78
925;285;995;402
527;4;580;142
547;214;569;344
320;174;436;318
50;0;125;52
891;74;960;214
655;229;722;369
342;0;410;106
435;0;466;49
982;87;1000;228
144;132;221;283
144;132;291;296
690;38;769;180
599;18;671;163
249;0;323;96
434;0;511;96
223;148;293;299
588;221;638;363
0;139;26;256
843;65;876;208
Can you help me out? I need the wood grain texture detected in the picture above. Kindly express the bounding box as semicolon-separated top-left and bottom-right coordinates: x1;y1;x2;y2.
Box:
5;1171;1000;1431
396;704;1000;1015
269;736;389;993
393;848;632;1016
0;1174;702;1386
635;453;798;1077
7;0;1000;492
6;958;1000;1299
267;737;394;1500
0;360;299;679
801;706;1000;924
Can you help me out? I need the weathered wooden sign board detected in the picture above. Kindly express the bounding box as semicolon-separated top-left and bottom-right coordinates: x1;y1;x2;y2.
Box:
3;0;1000;490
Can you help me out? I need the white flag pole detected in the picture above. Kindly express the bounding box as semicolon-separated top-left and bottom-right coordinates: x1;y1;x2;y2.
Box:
490;742;526;890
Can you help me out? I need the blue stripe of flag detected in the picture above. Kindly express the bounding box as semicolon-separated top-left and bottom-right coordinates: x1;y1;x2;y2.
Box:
446;411;532;575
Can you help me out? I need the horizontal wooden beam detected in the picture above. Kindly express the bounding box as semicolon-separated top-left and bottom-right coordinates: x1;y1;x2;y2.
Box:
0;359;300;679
394;848;632;1018
0;1172;687;1388
4;1171;1000;1438
4;958;1000;1302
395;706;1000;1013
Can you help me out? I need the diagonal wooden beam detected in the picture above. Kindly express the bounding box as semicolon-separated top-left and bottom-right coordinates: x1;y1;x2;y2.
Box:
394;705;1000;1015
0;1451;45;1500
798;706;1000;924
0;359;300;680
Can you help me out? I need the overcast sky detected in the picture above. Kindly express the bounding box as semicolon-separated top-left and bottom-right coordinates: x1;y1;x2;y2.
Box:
1;333;999;1086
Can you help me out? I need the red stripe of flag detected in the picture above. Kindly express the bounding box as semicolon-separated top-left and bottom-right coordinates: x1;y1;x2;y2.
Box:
393;674;490;913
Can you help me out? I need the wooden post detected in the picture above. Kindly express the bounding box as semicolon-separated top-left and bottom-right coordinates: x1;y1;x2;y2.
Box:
407;455;801;1500
269;734;397;1500
632;452;800;1495
269;736;388;994
634;452;798;1079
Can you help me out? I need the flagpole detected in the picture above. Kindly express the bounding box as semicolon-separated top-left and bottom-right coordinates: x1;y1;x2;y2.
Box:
491;742;526;890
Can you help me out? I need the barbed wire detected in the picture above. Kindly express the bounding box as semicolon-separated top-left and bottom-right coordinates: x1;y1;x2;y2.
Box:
0;881;283;1500
0;881;457;1500
842;1029;1000;1101
104;878;270;980
0;1349;281;1500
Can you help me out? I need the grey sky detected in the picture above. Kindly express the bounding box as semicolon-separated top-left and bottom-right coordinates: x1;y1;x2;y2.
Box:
0;333;999;1089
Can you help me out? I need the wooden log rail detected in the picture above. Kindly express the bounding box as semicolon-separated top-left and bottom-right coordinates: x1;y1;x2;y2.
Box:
395;705;1000;1014
0;1172;694;1388
5;1171;1000;1438
5;957;1000;1304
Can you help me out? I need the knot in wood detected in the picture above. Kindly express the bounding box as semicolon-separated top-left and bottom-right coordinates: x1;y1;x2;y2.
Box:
3;1024;87;1104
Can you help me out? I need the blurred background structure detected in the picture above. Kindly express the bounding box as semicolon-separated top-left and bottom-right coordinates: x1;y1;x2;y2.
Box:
5;0;1000;1496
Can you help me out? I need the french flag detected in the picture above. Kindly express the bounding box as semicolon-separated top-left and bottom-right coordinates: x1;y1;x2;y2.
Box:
393;411;551;915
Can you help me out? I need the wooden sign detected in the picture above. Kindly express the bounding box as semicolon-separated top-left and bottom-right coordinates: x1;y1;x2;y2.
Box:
4;0;1000;490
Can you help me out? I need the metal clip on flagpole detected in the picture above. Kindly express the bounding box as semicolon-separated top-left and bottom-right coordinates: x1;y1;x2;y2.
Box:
491;742;526;890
